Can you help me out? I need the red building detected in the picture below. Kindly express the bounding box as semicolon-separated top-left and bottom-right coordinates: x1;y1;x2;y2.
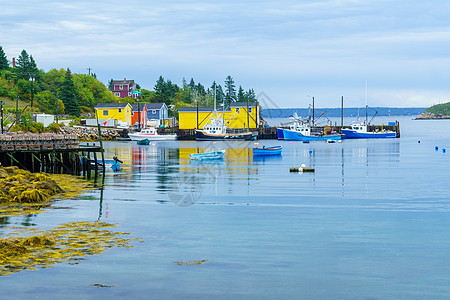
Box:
110;78;142;99
130;103;147;129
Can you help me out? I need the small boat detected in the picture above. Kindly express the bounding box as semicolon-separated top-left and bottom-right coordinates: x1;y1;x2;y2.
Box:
341;123;397;139
129;127;177;141
136;139;150;145
189;150;225;160
253;145;282;156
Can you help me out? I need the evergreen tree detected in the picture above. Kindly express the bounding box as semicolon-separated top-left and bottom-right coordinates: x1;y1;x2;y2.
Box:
59;68;80;116
237;86;245;102
15;50;31;79
0;46;8;70
246;88;257;102
108;79;113;90
224;75;236;107
189;78;195;90
216;84;225;106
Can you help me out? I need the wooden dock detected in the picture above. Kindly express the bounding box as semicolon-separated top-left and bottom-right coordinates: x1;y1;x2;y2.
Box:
0;133;105;178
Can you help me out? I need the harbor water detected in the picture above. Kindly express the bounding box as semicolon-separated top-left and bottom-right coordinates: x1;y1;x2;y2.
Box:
2;116;450;299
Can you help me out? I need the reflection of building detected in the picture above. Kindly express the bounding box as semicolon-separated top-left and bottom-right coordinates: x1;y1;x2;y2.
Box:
178;102;260;130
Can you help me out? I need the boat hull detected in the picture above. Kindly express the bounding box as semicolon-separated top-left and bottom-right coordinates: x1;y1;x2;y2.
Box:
253;146;282;156
341;129;397;139
276;128;284;140
195;130;256;141
189;150;225;160
282;129;342;141
129;133;177;141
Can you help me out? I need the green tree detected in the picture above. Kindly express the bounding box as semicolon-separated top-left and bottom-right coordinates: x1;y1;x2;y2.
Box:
245;88;257;102
15;50;31;80
0;46;8;70
237;86;245;102
224;75;236;107
59;68;80;117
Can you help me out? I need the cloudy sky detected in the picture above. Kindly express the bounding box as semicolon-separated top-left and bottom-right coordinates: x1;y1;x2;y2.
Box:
2;0;450;108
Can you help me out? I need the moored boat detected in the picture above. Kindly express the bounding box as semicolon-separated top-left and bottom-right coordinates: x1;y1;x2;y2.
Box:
128;127;177;141
341;123;397;139
189;150;225;160
136;139;150;145
279;123;342;141
253;145;282;156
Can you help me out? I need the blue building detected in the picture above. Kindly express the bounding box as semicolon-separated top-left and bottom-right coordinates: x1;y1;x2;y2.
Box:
145;103;172;127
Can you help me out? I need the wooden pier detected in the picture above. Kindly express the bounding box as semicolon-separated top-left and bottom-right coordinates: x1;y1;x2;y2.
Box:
0;133;105;179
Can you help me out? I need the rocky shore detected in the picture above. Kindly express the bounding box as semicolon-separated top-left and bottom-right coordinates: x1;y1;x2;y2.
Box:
415;112;450;119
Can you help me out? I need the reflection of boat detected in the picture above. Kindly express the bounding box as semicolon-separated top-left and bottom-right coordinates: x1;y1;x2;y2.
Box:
136;139;150;145
129;127;177;141
253;145;282;156
341;123;397;139
189;150;225;160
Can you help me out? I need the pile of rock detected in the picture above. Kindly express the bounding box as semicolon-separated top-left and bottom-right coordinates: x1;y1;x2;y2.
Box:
59;126;120;141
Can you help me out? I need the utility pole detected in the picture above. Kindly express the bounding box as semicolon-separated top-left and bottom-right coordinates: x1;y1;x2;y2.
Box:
87;67;92;76
1;101;3;134
29;74;34;108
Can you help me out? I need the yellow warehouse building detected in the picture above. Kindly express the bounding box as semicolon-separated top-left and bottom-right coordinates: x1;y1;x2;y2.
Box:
178;102;260;130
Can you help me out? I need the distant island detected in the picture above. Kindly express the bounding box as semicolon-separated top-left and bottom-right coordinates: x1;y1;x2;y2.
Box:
415;102;450;119
261;107;426;118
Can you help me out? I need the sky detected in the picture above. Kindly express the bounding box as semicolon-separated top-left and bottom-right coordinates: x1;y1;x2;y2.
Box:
1;0;450;108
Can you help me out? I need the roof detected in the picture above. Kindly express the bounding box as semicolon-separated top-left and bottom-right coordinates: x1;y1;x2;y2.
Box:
178;106;232;112
130;103;147;111
231;102;259;107
112;79;135;85
145;103;166;110
94;103;130;109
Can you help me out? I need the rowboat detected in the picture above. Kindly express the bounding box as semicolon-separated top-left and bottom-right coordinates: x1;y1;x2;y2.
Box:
253;145;282;156
189;150;225;160
136;139;150;145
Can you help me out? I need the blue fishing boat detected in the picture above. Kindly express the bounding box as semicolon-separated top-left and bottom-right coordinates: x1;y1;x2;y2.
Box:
189;150;225;161
341;123;397;139
253;145;282;156
280;123;342;141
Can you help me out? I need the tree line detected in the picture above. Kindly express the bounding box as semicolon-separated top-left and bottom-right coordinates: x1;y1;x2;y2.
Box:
0;45;257;119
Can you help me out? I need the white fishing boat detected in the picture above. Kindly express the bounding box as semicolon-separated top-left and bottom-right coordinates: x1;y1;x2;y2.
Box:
128;127;177;141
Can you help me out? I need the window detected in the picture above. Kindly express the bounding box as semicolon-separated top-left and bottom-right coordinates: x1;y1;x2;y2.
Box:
120;85;123;90
152;110;156;114
236;108;240;113
128;92;131;96
114;92;120;97
103;110;108;116
249;108;252;113
118;109;122;113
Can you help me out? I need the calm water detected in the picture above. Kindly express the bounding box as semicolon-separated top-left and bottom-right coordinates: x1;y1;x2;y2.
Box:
2;116;450;299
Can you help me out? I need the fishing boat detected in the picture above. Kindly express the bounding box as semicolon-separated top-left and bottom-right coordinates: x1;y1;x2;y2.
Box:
279;122;342;141
341;123;397;139
253;145;282;156
128;127;177;141
195;88;257;141
189;150;225;160
195;118;257;141
136;138;150;145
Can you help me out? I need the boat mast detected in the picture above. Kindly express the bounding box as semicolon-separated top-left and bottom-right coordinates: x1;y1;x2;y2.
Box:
365;80;368;125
